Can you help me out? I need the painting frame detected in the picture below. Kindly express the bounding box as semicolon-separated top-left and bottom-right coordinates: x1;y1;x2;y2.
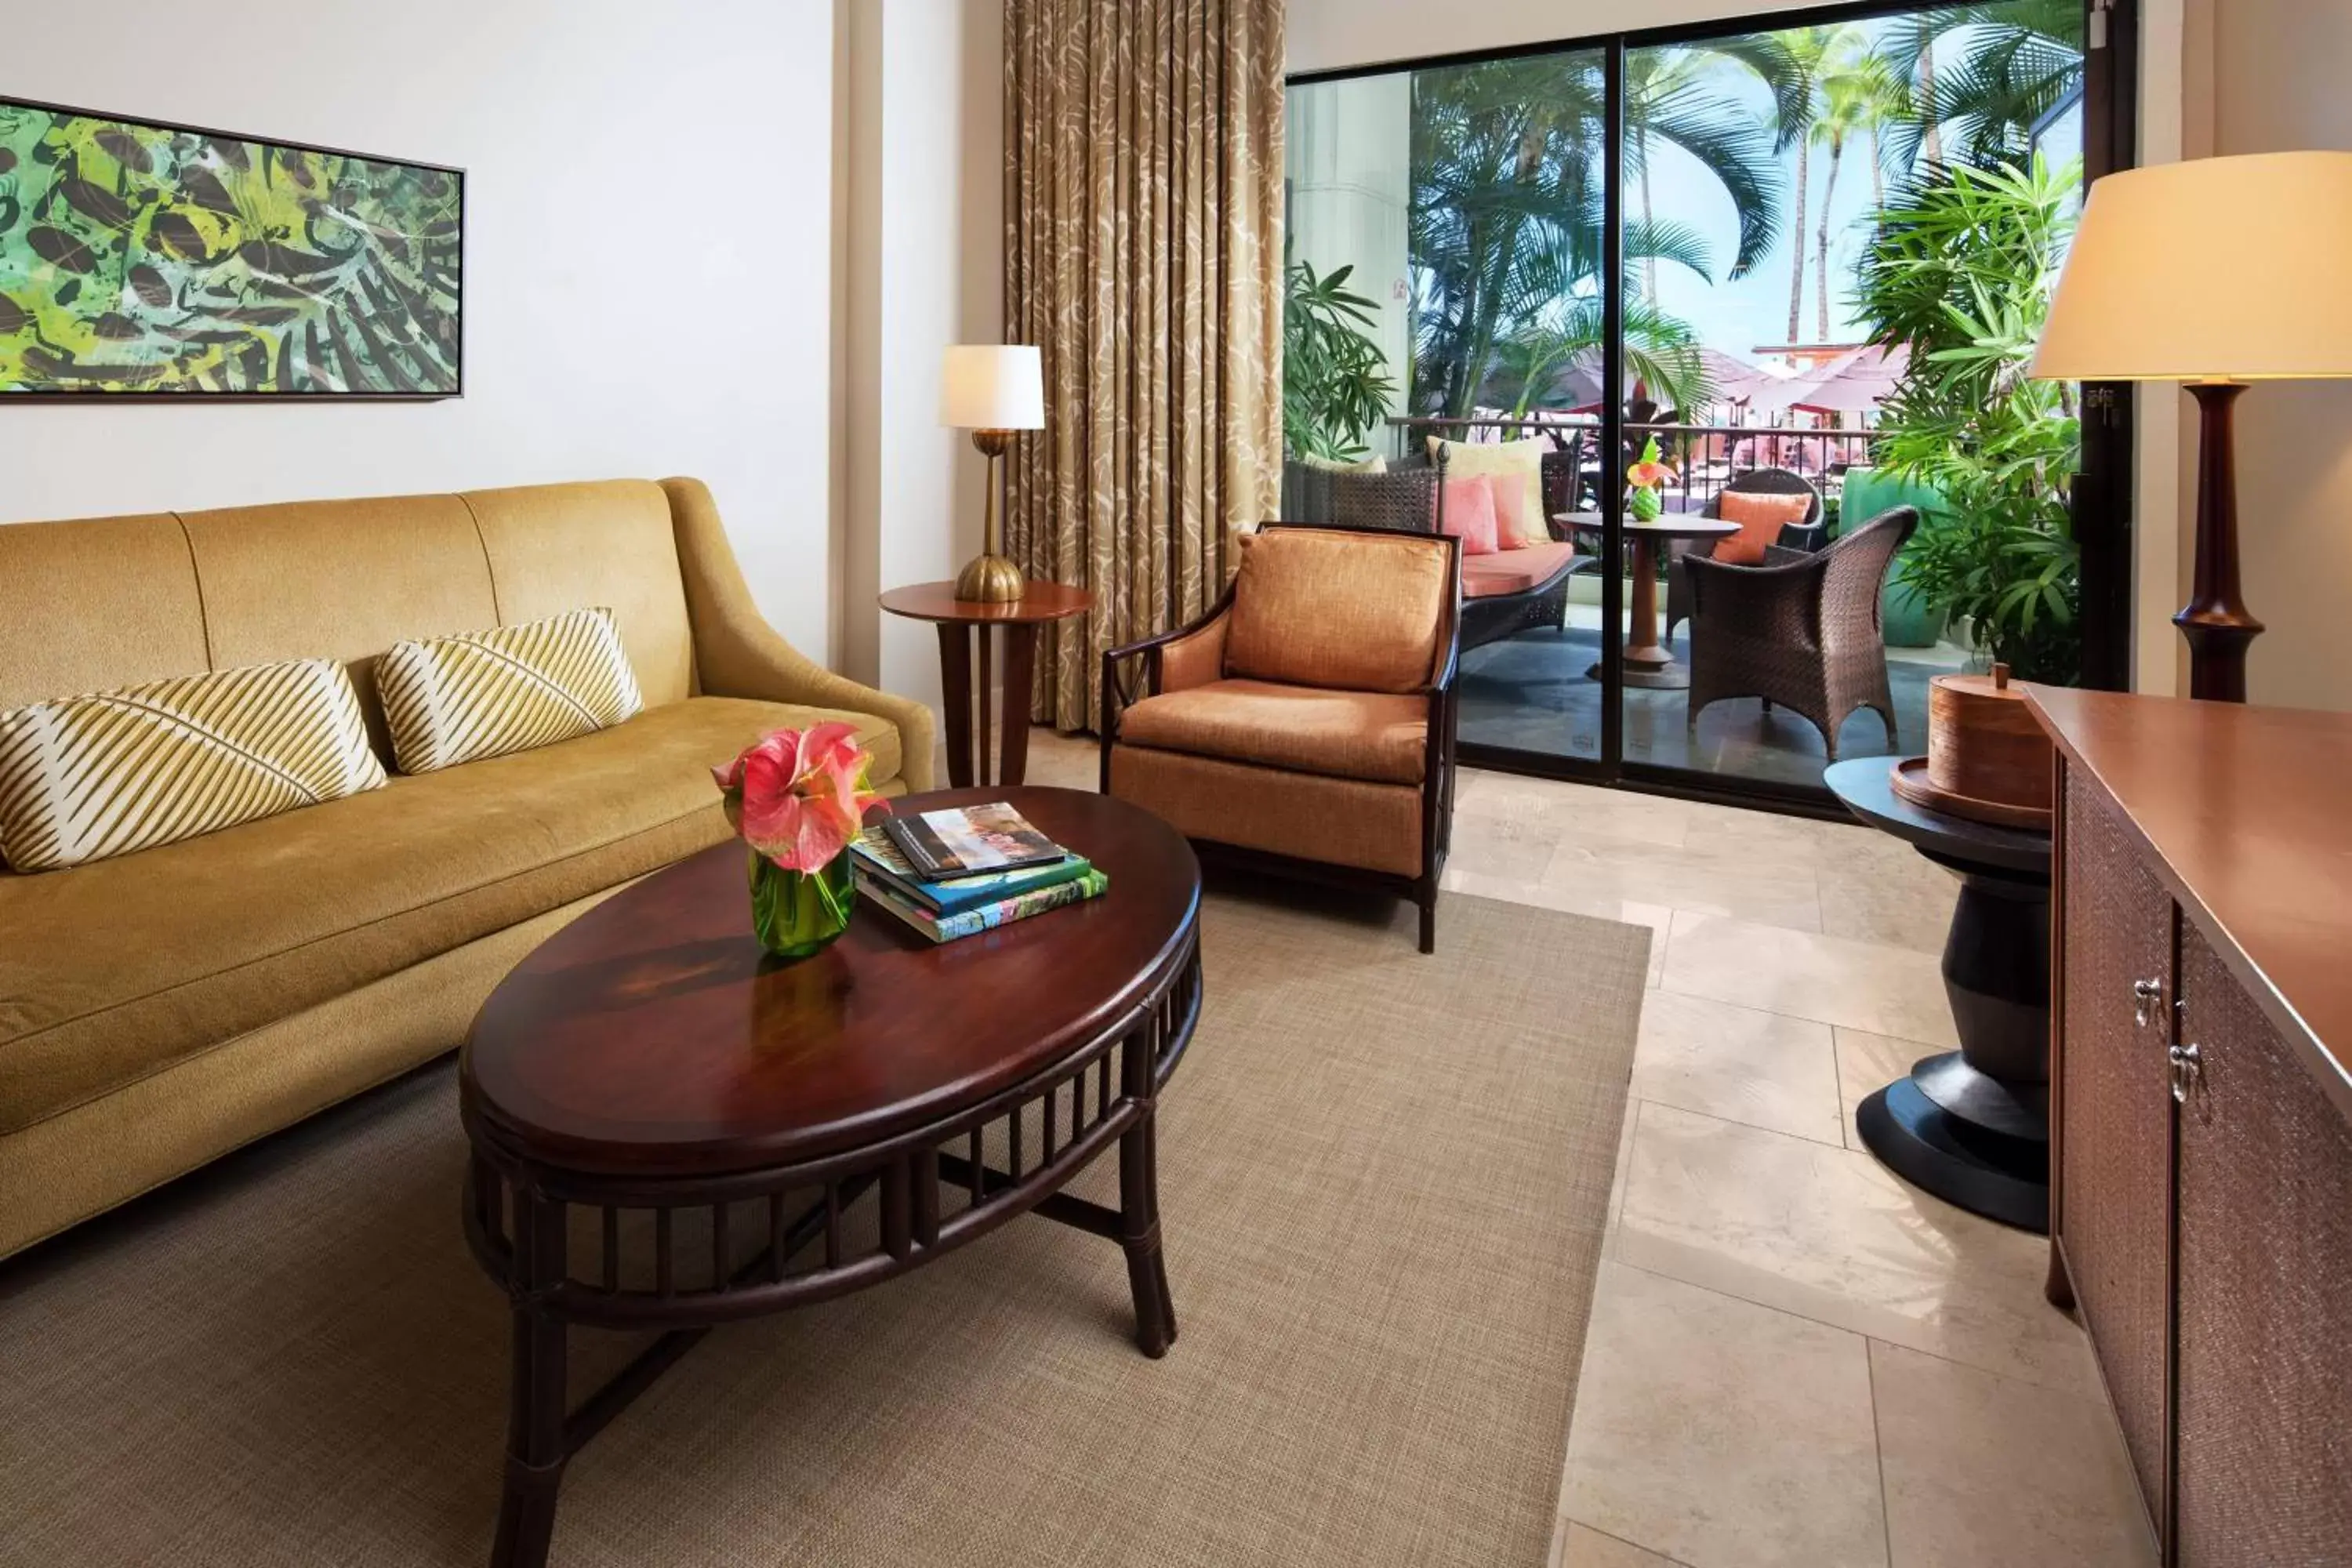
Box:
0;94;466;401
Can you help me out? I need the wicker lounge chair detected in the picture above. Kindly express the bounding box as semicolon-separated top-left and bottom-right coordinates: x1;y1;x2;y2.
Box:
1664;466;1828;648
1683;507;1918;763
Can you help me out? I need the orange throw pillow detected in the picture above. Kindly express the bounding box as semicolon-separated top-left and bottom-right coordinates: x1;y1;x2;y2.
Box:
1713;489;1815;564
1438;474;1500;555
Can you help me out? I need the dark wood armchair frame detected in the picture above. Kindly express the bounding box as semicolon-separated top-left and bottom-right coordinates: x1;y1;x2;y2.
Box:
1098;522;1462;953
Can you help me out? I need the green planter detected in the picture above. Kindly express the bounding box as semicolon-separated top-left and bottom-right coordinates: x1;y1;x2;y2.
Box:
1840;467;1945;648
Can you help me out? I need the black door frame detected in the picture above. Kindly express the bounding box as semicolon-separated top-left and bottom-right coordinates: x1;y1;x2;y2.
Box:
1290;0;2137;819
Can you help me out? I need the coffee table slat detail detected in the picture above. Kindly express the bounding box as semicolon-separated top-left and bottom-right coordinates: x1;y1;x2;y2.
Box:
460;788;1201;1568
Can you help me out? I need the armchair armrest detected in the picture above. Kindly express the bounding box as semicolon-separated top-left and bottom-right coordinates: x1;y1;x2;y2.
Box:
1683;547;1831;647
1099;595;1235;739
1776;521;1828;553
661;477;938;791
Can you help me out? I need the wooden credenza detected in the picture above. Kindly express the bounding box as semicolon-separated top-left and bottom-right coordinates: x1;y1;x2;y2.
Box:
2032;689;2352;1567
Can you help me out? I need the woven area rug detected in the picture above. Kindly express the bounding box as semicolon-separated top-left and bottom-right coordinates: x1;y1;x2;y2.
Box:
0;884;1646;1568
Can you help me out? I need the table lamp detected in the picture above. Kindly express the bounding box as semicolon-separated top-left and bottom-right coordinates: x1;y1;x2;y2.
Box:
939;344;1046;603
2031;151;2352;702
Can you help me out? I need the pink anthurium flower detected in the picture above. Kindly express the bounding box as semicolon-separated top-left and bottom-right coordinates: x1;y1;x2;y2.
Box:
713;723;887;870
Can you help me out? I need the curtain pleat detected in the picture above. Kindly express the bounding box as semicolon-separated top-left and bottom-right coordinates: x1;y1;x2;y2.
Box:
1004;0;1284;733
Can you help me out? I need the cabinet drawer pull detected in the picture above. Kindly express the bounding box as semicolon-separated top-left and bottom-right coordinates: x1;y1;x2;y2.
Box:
2132;977;2163;1026
2169;1041;2203;1104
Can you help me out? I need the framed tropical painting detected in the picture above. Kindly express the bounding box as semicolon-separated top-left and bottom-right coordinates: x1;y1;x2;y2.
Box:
0;97;463;397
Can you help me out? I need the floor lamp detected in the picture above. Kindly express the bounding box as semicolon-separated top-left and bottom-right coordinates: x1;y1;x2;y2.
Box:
2031;151;2352;702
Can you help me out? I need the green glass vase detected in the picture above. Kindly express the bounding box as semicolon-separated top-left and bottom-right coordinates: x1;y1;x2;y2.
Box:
747;849;856;961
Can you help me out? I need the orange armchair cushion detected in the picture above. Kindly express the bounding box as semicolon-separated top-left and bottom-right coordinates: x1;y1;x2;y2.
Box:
1116;679;1427;785
1225;528;1452;694
1714;490;1815;564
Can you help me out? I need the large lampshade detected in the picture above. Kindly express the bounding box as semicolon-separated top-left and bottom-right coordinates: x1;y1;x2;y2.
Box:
2031;151;2352;383
938;344;1045;430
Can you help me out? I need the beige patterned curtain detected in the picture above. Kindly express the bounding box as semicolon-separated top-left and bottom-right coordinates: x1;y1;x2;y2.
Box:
1004;0;1286;732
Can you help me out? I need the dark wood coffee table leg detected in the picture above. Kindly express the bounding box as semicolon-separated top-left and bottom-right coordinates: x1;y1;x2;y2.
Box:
1117;1025;1176;1359
492;1189;570;1568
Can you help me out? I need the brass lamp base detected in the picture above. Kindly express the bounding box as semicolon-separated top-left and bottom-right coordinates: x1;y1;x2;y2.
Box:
954;429;1026;604
954;552;1025;604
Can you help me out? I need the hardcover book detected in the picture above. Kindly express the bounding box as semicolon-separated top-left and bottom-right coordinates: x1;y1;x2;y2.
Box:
849;826;1090;916
880;803;1065;880
855;865;1109;943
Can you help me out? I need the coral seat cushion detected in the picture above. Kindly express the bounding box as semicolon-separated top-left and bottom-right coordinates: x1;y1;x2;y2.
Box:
1438;475;1500;555
1714;490;1816;564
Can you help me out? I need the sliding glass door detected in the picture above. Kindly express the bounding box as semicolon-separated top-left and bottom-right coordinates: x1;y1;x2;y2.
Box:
1282;0;2126;811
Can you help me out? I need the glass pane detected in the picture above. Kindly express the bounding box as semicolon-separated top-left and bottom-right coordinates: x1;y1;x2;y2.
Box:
1284;49;1610;767
1280;4;2092;800
1624;9;2088;786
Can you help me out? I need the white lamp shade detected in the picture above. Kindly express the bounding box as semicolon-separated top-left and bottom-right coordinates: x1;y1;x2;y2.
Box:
938;344;1046;430
2032;151;2352;383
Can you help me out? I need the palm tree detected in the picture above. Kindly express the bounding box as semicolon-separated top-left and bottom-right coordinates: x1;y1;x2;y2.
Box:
1625;49;1707;306
1769;24;1849;346
1492;297;1713;419
1880;2;2085;171
1809;43;1904;341
1410;44;1793;416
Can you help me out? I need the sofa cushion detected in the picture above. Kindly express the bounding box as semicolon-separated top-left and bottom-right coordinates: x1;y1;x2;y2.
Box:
1439;475;1500;555
1225;528;1453;695
0;695;902;1135
1118;680;1426;785
1431;435;1548;547
1109;744;1424;877
1461;542;1584;600
0;657;387;872
378;606;644;773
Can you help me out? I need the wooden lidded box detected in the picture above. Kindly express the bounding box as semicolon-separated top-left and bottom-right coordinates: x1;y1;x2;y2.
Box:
1889;664;2053;828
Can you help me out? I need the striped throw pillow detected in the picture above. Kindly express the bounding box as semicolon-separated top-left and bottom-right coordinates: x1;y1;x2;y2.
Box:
376;606;643;774
0;659;387;872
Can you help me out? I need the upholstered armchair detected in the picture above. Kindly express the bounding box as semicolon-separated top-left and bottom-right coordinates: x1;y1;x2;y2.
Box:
1664;467;1827;646
1099;524;1462;952
1683;507;1919;763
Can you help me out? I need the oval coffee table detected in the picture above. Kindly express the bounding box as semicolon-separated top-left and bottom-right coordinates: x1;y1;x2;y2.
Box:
460;787;1202;1568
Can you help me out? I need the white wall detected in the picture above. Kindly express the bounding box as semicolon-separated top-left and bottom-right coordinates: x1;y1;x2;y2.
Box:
2178;0;2352;710
1287;75;1413;421
1287;0;1853;75
835;0;1005;714
1;0;838;653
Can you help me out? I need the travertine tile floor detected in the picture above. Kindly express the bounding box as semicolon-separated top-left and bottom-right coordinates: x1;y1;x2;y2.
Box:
1008;731;2156;1568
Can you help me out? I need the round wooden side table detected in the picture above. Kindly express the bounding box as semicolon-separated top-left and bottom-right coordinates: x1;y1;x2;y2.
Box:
1824;757;2053;1232
880;581;1094;787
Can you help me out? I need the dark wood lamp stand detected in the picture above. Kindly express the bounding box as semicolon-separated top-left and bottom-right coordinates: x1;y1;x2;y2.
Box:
2176;381;2265;703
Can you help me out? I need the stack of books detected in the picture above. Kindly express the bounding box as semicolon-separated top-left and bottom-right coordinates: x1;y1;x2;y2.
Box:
851;802;1106;943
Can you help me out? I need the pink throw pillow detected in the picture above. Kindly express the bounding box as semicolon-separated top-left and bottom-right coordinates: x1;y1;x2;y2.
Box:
1438;474;1499;555
1486;465;1546;549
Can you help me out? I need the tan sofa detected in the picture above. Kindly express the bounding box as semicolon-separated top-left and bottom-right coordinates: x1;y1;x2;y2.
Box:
0;477;932;1259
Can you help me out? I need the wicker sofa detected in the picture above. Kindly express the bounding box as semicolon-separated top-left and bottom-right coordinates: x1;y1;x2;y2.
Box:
0;478;931;1258
1281;446;1590;655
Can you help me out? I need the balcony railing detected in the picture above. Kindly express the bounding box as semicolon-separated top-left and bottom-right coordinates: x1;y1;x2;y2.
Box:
1385;415;1881;516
